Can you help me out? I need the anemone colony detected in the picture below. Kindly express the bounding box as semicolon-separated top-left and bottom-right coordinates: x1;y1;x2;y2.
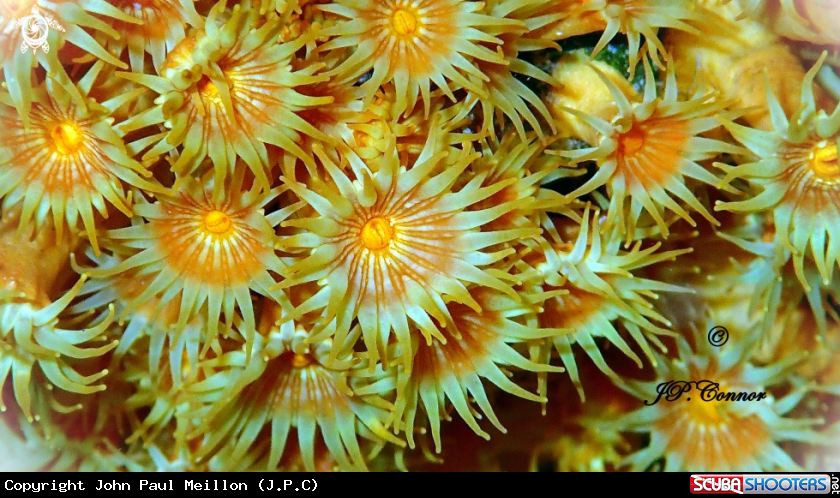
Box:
1;0;840;472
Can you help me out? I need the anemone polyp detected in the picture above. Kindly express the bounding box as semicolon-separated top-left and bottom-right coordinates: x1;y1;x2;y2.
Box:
529;0;704;76
761;0;840;46
609;321;823;471
118;0;332;199
716;54;840;291
525;207;690;401
0;0;141;127
0;69;161;255
276;133;539;372
75;170;291;358
318;0;515;117
70;249;223;388
97;0;202;72
0;211;116;421
192;326;403;471
394;287;563;453
556;60;739;241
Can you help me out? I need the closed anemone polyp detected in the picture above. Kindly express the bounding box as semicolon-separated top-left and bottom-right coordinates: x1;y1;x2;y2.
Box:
528;208;689;401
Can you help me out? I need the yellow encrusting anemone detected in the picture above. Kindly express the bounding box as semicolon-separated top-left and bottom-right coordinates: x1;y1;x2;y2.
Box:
74;169;291;359
317;0;519;118
607;320;825;471
2;0;840;473
716;54;840;292
555;59;741;241
118;0;333;199
0;209;117;422
276;132;539;371
0;64;161;255
393;287;564;452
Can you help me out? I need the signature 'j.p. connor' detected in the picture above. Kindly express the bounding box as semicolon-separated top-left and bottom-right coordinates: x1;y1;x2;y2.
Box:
646;380;768;406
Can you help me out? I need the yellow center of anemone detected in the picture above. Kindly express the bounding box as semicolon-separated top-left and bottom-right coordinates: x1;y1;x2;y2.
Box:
291;353;312;368
361;217;393;250
51;122;84;155
203;210;232;234
685;390;726;426
391;9;417;35
810;141;840;180
619;126;645;157
198;75;219;99
690;399;724;425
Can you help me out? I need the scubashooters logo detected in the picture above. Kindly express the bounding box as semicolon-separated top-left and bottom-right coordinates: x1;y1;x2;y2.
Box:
691;475;832;494
646;380;766;405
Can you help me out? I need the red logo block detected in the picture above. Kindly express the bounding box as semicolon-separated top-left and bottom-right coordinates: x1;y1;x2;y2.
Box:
691;475;744;494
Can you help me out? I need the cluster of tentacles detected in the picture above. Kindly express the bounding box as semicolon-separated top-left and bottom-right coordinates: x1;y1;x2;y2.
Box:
0;0;839;472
